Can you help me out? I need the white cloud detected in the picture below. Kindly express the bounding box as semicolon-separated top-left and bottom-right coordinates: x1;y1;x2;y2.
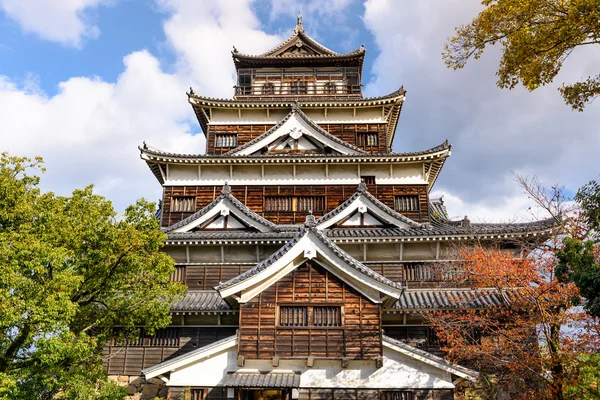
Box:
0;0;111;47
158;0;282;98
363;0;600;220
1;50;203;211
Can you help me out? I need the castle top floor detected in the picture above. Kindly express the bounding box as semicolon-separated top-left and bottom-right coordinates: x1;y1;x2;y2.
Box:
232;15;365;99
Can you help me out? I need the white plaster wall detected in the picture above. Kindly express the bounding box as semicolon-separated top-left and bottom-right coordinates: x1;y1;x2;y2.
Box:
189;246;221;263
402;243;437;261
166;246;187;263
168;348;454;389
224;246;257;263
163;163;427;186
366;243;400;261
169;165;200;181
209;108;386;125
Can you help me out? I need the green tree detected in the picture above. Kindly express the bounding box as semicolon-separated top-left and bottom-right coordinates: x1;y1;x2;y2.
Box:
444;0;600;111
556;180;600;317
0;153;186;399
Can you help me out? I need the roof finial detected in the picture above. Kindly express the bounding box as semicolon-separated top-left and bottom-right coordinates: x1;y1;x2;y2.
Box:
304;211;316;228
222;182;231;195
295;12;304;33
232;45;238;53
358;179;368;193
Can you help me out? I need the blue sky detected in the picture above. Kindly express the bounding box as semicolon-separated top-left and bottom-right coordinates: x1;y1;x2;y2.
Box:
1;0;598;220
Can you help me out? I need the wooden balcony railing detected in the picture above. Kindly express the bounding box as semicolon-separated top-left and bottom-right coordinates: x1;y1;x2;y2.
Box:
234;83;362;98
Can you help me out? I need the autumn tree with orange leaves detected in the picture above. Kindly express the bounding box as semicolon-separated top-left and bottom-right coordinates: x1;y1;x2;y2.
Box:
427;247;599;400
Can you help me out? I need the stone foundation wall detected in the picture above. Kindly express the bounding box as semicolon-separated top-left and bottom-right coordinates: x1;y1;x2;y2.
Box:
108;375;169;400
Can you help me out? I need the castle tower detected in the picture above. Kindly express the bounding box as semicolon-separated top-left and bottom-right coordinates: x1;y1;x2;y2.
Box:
106;17;554;400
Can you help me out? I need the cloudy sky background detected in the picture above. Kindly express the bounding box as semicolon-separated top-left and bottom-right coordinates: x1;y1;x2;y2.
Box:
1;0;598;222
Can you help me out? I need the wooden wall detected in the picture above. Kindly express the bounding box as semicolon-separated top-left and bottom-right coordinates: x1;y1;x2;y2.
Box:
103;327;236;376
206;123;389;154
161;184;429;227
238;262;382;360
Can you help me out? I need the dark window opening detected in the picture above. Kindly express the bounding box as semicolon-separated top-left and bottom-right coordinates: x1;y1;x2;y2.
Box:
357;132;379;147
279;306;343;327
264;196;325;212
112;327;180;347
382;391;414;400
215;134;238;148
395;195;420;212
171;196;195;212
361;176;376;185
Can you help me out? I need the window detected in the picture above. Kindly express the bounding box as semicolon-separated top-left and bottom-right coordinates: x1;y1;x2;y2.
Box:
112;328;180;347
279;306;308;327
395;195;420;212
290;80;307;95
215;134;237;148
312;306;341;327
171;196;195;212
324;82;337;94
357;132;379;147
382;391;413;400
361;176;376;185
262;82;275;95
264;196;325;212
190;389;203;400
279;306;342;327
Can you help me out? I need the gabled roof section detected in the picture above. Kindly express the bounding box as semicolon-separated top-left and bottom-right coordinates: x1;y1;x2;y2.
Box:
215;215;404;303
143;334;237;379
382;335;479;381
163;184;277;233
260;14;338;57
232;14;365;70
317;182;424;230
224;104;366;156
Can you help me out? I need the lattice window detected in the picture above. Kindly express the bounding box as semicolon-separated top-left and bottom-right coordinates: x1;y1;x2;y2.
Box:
357;132;379;147
361;176;376;185
171;196;195;212
215;134;237;148
113;328;180;347
190;389;203;400
264;196;325;212
279;306;308;327
395;195;420;212
312;306;342;327
382;391;414;400
279;306;343;327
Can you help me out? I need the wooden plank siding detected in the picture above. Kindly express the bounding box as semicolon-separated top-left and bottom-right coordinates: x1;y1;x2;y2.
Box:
206;123;389;154
102;327;237;376
238;262;382;360
161;184;428;227
169;264;253;289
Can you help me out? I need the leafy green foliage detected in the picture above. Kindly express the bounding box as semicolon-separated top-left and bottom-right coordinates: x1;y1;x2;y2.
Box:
0;153;186;399
556;179;600;318
564;354;600;399
444;0;600;111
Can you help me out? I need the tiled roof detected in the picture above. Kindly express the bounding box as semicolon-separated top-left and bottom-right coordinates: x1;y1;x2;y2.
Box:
389;289;520;310
222;103;366;156
187;87;406;106
317;182;423;229
169;288;519;313
163;184;278;233
224;372;301;388
215;220;404;292
165;217;555;243
140;139;448;161
171;290;232;312
429;197;448;221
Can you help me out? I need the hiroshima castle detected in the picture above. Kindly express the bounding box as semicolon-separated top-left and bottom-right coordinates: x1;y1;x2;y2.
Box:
104;16;553;400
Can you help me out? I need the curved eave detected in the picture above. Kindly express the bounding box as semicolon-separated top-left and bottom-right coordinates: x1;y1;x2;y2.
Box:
164;223;555;245
232;51;365;70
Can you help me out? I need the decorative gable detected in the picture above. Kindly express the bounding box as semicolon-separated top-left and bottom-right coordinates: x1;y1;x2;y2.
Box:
164;184;277;233
224;104;366;156
316;182;424;230
215;215;404;303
